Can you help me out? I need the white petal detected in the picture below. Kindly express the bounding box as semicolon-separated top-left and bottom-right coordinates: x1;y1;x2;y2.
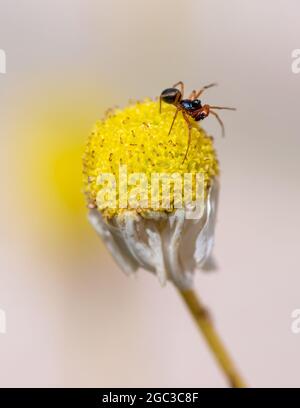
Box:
194;179;219;267
120;213;154;270
146;225;167;286
88;209;139;275
166;209;193;289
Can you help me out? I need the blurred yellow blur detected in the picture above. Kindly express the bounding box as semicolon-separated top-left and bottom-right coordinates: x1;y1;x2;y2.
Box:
14;83;108;251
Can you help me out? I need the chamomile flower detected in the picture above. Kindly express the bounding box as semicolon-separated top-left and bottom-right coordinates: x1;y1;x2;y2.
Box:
83;99;219;289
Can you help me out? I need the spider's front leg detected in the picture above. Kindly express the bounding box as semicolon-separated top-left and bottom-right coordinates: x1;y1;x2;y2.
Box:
182;112;193;164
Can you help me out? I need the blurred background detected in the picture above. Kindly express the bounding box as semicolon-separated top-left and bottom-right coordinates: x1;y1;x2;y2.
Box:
0;0;300;387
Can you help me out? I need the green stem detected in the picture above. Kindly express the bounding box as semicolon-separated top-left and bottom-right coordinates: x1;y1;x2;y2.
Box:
178;287;247;388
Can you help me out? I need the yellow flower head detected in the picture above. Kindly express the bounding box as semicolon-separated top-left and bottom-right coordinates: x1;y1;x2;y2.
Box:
83;99;219;218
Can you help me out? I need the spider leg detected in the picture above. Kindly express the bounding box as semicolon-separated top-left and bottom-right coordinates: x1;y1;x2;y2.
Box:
210;110;225;138
188;90;197;100
172;81;184;96
209;106;236;111
168;108;180;136
182;112;192;164
189;83;218;100
209;106;236;137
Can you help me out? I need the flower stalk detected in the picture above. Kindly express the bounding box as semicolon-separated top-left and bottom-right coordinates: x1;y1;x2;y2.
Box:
178;287;246;388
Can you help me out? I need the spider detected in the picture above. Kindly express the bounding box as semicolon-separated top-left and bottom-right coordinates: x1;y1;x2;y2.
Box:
159;81;236;163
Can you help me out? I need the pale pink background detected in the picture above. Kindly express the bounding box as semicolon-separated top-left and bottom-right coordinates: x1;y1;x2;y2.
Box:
0;0;300;387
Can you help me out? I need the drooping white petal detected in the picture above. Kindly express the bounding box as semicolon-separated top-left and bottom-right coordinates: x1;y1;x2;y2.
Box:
194;179;219;267
145;225;167;286
120;213;154;270
88;209;139;275
167;209;193;289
